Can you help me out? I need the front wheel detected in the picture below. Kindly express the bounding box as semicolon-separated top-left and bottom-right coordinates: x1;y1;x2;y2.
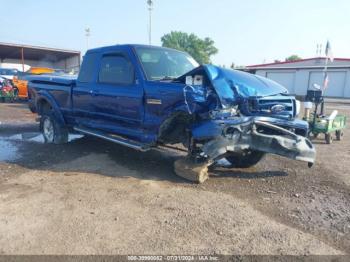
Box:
325;133;333;144
225;150;265;168
40;113;68;144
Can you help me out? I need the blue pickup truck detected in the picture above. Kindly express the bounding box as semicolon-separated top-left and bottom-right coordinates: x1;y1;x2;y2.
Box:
28;44;315;180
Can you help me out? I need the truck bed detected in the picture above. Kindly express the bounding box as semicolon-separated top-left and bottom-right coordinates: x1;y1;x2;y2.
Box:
27;74;77;86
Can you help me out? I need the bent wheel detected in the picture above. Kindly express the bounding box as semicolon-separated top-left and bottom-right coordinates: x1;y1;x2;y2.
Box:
225;150;265;168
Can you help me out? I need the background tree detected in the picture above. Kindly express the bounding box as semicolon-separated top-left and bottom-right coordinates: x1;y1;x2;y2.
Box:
161;31;218;64
285;55;302;62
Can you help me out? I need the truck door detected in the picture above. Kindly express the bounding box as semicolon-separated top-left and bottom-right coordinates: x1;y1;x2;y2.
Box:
89;50;144;137
72;52;99;125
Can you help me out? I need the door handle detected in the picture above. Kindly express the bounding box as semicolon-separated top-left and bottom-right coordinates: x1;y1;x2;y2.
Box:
89;90;99;96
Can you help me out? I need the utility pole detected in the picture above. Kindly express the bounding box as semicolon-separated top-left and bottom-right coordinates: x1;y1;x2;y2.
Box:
85;28;91;50
147;0;153;45
21;47;25;72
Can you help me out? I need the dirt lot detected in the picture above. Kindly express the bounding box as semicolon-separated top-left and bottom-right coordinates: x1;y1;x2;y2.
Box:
0;102;349;255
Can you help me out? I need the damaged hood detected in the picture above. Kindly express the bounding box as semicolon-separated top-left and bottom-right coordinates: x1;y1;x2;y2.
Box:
203;65;288;107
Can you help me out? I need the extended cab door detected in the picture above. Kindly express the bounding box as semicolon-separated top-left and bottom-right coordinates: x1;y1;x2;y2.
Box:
72;51;100;125
88;48;144;138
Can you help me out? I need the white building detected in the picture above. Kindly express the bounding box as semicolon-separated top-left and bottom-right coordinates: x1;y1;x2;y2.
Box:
246;57;350;98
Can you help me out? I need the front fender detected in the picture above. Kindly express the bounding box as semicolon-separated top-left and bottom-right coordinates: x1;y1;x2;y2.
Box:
162;103;189;120
157;102;191;131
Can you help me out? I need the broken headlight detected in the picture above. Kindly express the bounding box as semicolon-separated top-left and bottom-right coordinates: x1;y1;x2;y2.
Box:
209;107;238;119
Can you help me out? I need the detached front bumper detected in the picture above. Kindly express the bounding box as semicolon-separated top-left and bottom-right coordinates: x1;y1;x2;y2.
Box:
197;118;316;166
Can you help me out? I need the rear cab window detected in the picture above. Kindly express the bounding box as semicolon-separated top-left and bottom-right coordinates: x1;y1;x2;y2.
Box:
77;52;99;83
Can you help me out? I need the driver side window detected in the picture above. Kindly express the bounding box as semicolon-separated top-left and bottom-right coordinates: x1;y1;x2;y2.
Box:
98;55;134;85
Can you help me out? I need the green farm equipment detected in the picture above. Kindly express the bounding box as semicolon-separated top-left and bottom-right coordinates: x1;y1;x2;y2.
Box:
304;89;346;144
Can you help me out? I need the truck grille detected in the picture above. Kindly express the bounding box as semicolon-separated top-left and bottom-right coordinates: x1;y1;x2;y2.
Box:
247;96;296;119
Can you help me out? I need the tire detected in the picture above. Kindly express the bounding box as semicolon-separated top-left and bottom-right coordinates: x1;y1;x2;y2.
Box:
40;112;68;144
325;133;333;144
335;130;343;141
225;150;265;168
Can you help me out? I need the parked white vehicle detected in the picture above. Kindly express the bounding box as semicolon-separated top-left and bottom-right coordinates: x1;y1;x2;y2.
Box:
0;68;19;80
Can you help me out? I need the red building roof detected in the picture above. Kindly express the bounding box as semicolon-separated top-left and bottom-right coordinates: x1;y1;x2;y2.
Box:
247;57;350;68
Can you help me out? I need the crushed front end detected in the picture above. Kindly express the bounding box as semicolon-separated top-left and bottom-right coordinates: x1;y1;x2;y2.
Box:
180;65;316;167
192;117;315;167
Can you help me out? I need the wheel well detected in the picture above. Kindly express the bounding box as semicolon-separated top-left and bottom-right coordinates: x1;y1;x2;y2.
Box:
28;90;34;99
37;99;52;115
158;112;194;145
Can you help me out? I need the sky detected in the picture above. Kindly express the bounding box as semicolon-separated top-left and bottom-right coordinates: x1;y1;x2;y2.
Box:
0;0;349;66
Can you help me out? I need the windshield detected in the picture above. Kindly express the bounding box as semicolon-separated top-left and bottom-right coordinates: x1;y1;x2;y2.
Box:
135;47;199;81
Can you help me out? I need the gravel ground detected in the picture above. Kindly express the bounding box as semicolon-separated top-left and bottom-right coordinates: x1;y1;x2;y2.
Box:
0;102;349;255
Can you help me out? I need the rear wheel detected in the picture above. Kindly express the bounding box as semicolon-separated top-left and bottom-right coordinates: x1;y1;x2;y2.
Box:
225;150;265;168
325;133;333;144
335;130;343;141
40;112;68;144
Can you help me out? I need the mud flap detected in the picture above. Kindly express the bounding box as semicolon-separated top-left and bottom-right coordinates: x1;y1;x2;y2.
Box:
202;120;316;166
